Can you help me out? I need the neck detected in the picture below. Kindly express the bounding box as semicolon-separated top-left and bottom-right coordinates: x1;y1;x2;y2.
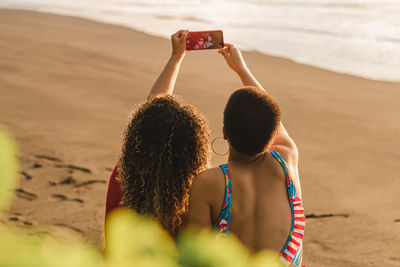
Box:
228;148;266;164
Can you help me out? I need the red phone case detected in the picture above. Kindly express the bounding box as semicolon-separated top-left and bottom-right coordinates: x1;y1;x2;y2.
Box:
186;30;224;50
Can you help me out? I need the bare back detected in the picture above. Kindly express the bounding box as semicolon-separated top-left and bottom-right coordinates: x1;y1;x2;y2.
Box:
215;152;293;251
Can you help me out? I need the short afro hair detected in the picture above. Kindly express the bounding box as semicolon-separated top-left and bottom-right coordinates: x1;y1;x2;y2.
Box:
223;86;281;155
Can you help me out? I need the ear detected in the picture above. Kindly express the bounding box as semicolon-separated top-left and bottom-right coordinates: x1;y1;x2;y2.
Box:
268;129;279;147
223;126;228;140
273;129;278;139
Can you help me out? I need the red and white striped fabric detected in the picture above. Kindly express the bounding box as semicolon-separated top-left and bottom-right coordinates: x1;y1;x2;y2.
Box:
270;150;305;267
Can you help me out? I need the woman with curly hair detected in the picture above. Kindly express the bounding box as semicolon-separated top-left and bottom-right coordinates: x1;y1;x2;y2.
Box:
105;30;210;237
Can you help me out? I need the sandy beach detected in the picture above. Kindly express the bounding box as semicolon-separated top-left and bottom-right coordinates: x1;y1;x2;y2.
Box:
0;9;399;266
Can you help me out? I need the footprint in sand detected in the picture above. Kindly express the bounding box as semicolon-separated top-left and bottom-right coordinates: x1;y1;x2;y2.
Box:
71;198;84;203
8;214;34;226
51;194;67;201
48;177;77;187
15;188;37;201
50;194;84;203
55;164;92;174
59;176;77;185
50;177;105;188
20;171;32;180
35;155;62;162
31;163;42;169
74;180;106;188
305;213;349;219
53;223;84;234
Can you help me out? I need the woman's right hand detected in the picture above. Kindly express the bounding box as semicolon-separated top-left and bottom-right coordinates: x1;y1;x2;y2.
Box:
218;43;248;74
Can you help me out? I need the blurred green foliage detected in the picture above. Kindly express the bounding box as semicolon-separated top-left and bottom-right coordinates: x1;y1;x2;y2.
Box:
105;210;178;267
0;127;18;211
178;229;249;267
0;127;283;267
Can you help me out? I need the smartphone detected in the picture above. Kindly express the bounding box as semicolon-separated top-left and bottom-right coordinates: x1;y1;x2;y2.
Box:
186;30;224;50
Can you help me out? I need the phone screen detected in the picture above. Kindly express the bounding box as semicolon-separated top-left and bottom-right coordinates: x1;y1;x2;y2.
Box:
186;30;224;50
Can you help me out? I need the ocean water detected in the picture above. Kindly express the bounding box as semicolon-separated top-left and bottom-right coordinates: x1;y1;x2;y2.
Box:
1;0;399;82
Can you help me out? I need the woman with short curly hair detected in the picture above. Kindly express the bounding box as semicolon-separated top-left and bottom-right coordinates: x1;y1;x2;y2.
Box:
105;30;210;237
188;44;305;266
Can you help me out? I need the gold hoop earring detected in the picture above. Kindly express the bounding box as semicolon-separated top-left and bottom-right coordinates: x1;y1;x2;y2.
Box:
211;137;229;156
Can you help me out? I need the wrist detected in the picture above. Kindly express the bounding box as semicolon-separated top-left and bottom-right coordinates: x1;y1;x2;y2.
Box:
236;65;250;76
170;52;185;62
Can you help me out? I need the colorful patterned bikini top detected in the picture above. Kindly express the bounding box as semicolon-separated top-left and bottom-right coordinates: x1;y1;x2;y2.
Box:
214;150;305;267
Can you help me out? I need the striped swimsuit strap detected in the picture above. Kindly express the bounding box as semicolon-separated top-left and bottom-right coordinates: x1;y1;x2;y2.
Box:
270;149;305;267
214;151;305;266
214;163;232;237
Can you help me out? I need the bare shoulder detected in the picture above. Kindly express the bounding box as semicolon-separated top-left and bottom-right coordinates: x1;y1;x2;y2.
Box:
271;144;302;198
192;166;225;192
198;166;225;180
272;144;298;167
188;166;226;227
190;166;226;205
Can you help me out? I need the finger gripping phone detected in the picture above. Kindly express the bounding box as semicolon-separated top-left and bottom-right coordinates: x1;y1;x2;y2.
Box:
186;30;224;50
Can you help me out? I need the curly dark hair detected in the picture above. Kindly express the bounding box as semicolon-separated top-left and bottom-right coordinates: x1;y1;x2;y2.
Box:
119;95;210;236
224;86;281;155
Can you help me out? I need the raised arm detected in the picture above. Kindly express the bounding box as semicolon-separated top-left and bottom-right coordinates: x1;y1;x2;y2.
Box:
218;44;300;190
218;43;264;90
148;30;188;99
